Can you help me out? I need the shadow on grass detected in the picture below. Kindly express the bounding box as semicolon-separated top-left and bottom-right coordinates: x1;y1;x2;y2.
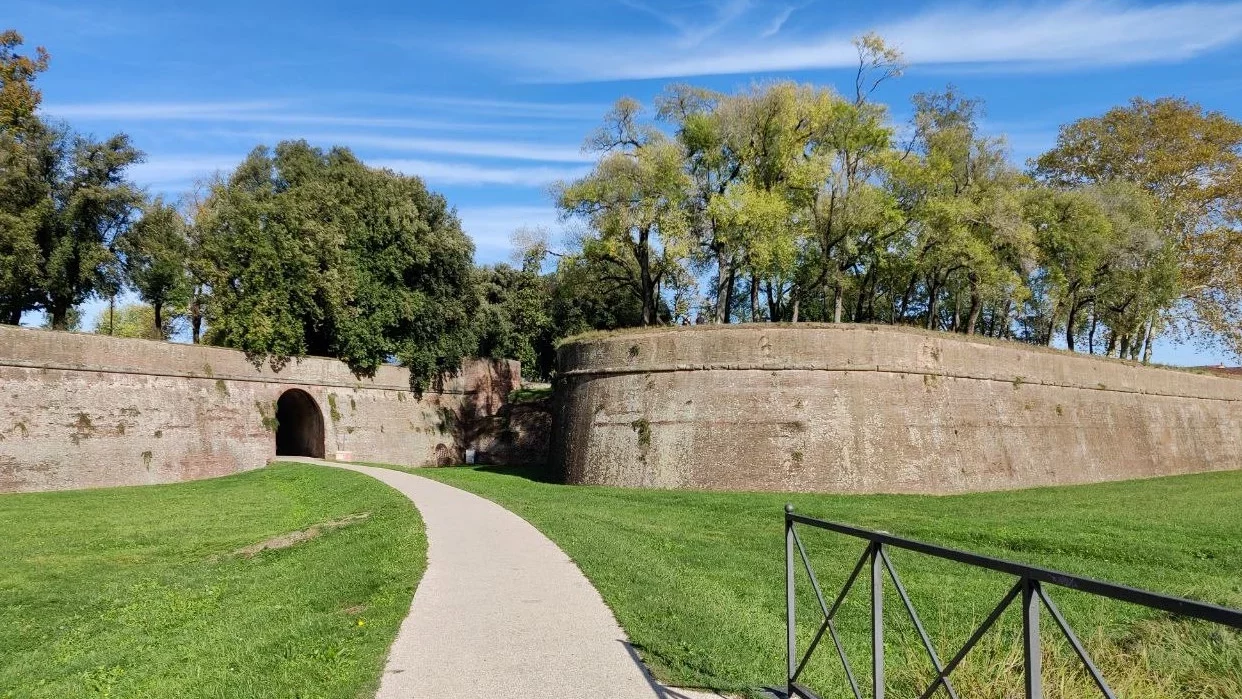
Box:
439;463;565;484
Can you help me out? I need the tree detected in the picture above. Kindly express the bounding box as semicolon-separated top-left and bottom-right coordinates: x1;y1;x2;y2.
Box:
558;99;692;326
39;133;144;329
1034;97;1242;358
891;89;1032;334
811;34;905;323
0;29;49;129
0;30;51;324
115;198;191;337
196;140;478;393
474;261;553;380
92;302;168;340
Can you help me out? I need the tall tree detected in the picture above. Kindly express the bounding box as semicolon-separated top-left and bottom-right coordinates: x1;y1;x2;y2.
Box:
196;140;478;392
812;33;905;323
1034;97;1242;357
892;89;1032;334
40;133;144;329
115;197;191;337
0;30;51;324
558;99;691;326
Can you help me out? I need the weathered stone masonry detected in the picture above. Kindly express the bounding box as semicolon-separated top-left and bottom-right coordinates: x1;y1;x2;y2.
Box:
554;325;1242;494
0;325;519;493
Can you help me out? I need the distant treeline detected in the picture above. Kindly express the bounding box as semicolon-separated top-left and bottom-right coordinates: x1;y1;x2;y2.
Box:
2;30;1240;386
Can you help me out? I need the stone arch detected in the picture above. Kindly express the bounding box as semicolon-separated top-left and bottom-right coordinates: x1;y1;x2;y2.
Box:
275;389;325;458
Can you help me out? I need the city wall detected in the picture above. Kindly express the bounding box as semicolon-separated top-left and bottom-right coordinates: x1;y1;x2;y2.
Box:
554;325;1242;494
0;325;519;492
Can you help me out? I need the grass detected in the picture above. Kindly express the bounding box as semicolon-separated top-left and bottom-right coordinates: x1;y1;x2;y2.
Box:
413;465;1242;698
0;462;425;699
507;385;553;403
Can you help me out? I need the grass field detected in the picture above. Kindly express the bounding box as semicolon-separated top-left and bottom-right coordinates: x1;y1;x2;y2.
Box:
0;463;425;699
414;465;1242;698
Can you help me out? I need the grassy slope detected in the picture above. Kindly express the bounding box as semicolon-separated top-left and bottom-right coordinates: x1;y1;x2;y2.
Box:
0;463;425;699
416;466;1242;697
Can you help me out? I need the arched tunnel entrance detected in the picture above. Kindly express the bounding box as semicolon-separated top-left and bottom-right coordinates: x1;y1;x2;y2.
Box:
275;389;326;458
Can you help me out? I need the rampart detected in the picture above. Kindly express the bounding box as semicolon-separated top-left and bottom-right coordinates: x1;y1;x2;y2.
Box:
554;325;1242;494
0;325;519;492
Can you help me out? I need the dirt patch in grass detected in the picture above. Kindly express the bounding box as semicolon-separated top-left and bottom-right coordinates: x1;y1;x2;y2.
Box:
232;512;370;558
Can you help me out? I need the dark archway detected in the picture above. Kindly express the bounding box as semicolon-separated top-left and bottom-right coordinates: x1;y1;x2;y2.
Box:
275;389;325;458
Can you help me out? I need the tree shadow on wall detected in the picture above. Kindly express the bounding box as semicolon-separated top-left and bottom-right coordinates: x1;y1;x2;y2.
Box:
433;359;553;468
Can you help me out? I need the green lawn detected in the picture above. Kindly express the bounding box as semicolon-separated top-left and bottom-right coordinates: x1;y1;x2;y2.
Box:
0;463;425;699
414;465;1242;698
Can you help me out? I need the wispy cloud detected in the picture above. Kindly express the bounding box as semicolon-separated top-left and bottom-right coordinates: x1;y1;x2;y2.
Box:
468;1;1242;81
40;100;574;132
43;100;287;119
130;155;242;189
312;133;592;163
207;131;591;163
759;4;799;39
372;158;589;186
456;204;561;254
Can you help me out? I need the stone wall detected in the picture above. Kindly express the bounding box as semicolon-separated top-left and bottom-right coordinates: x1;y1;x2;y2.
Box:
0;325;519;492
554;325;1242;494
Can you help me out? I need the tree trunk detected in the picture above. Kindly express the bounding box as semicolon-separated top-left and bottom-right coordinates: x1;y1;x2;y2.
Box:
1065;298;1079;352
153;302;164;339
1105;332;1116;357
713;248;731;323
998;299;1012;339
749;273;759;322
1087;313;1098;354
854;267;874;322
925;279;940;330
1142;316;1155;364
639;227;653;326
791;296;800;323
832;282;844;323
965;278;982;335
898;273;918;322
1119;335;1131;359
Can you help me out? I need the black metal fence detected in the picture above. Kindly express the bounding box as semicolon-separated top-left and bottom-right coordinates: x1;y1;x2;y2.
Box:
784;504;1242;699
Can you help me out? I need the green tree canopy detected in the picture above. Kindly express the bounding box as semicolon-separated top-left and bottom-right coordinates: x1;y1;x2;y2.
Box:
116;197;191;337
196;140;477;392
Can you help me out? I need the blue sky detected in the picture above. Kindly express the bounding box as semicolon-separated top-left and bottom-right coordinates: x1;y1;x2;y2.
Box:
10;0;1242;364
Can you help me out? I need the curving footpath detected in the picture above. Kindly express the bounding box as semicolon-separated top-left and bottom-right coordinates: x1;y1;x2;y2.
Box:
314;461;723;699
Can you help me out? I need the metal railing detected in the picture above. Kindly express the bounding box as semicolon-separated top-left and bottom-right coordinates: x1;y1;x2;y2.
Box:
783;504;1242;699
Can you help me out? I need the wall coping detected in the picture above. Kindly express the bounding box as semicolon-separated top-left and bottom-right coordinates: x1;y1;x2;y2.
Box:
557;324;1242;403
0;324;508;394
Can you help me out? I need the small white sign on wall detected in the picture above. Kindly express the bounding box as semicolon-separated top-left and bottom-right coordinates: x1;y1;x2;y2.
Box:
465;448;477;464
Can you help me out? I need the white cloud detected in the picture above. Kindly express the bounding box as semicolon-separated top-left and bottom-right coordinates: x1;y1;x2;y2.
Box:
471;1;1242;81
41;92;611;132
372;158;589;186
41;101;527;132
760;5;799;39
43;100;287;119
311;133;592;163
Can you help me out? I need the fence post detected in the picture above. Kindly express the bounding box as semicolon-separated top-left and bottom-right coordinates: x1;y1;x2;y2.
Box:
786;504;796;696
1023;577;1042;699
872;542;884;699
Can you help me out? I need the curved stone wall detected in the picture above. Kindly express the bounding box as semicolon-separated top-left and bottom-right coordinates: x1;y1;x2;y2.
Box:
0;325;519;492
554;325;1242;494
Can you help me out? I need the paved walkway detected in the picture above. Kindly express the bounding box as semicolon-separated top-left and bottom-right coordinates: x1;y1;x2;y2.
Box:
302;460;723;698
